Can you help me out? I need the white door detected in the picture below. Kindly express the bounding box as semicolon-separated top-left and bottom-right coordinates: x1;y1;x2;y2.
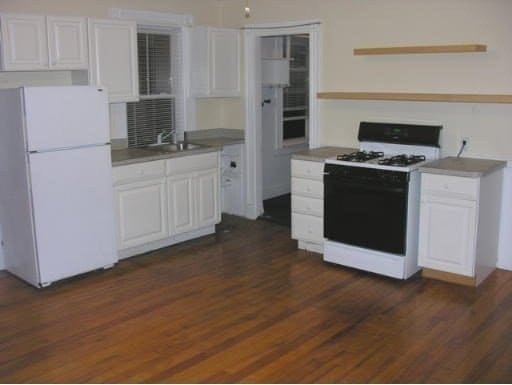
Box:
168;174;196;235
418;196;477;276
47;16;88;69
196;169;220;228
23;86;109;152
88;19;139;103
0;14;48;70
28;146;117;285
115;179;168;250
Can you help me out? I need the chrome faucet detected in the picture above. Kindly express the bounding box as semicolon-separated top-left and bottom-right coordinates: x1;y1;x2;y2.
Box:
156;129;176;145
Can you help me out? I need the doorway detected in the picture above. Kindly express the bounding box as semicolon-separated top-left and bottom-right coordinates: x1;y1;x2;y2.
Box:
260;34;310;226
243;21;321;220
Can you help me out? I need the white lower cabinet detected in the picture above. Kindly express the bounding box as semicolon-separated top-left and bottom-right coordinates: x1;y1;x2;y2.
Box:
418;195;477;277
418;171;503;286
167;155;221;235
291;159;324;253
113;152;221;254
197;169;220;228
115;178;168;249
167;174;195;235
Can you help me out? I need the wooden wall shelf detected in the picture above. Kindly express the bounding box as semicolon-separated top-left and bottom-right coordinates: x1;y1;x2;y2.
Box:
317;92;512;104
353;44;487;55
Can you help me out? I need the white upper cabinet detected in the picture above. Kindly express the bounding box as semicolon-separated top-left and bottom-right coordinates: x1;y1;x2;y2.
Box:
47;16;88;69
88;19;139;103
0;14;88;71
190;27;240;97
0;14;48;70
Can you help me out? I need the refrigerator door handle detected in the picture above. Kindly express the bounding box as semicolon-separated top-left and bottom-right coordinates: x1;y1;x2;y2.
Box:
28;143;111;154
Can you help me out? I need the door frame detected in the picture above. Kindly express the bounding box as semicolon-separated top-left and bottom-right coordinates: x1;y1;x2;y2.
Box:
243;20;321;219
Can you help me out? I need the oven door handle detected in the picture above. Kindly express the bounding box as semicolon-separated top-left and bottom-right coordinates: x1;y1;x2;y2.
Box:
326;179;407;194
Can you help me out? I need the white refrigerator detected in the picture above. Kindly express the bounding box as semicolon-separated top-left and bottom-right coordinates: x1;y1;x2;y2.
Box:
0;86;118;287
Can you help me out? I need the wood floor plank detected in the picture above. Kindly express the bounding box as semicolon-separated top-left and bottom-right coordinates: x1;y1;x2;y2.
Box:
0;215;511;383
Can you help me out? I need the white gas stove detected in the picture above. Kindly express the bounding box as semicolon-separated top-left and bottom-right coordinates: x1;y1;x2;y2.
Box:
326;141;440;172
323;121;442;279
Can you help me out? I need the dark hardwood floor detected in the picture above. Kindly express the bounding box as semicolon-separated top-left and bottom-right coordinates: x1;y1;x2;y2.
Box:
1;215;512;383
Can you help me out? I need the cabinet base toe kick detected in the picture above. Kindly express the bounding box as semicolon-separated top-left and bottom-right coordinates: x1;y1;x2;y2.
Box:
118;225;216;259
422;267;478;287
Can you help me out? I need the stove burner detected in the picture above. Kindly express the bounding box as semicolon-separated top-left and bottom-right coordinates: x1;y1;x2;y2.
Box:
336;151;384;163
378;154;427;167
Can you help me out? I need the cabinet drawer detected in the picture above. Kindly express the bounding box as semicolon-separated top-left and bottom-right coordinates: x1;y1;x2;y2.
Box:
166;152;218;176
292;195;323;217
292;177;323;199
113;160;165;185
292;213;323;244
291;160;324;181
421;173;479;200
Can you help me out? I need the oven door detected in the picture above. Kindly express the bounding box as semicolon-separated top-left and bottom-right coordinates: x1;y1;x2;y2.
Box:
324;174;408;255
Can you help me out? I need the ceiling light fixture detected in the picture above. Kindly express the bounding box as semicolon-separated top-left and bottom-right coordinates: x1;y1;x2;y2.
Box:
244;0;251;18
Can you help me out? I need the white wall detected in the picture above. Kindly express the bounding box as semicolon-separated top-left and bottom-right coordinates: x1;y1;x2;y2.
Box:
220;0;512;159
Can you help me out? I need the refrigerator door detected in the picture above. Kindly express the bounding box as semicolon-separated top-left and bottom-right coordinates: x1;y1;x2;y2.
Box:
29;145;117;284
23;86;109;152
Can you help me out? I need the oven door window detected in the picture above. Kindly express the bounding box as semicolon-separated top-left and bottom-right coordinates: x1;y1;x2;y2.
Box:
324;178;408;255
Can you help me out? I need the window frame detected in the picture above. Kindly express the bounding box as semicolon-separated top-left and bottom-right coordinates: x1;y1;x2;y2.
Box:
127;27;183;147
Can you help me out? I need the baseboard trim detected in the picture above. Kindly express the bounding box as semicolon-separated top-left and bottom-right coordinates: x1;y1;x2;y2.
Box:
119;226;216;259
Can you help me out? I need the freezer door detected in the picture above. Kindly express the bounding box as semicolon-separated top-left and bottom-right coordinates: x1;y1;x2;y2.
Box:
29;145;117;284
23;86;109;152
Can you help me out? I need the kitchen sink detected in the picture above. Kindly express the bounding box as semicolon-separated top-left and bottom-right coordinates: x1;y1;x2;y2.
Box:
145;142;203;152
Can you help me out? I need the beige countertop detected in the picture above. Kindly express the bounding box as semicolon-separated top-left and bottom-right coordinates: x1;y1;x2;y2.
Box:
292;146;357;163
419;156;507;178
111;145;220;167
112;129;244;167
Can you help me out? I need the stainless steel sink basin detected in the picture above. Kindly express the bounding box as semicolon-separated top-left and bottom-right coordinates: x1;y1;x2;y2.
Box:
145;142;202;152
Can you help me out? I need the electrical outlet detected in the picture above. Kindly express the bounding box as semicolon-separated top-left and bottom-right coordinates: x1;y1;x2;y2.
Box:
462;137;470;150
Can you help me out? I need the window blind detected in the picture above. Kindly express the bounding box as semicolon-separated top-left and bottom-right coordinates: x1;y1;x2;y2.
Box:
128;29;183;147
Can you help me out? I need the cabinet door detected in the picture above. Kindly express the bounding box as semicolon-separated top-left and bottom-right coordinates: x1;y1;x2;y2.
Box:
418;196;477;276
210;28;240;96
168;174;196;235
115;179;168;250
47;16;88;69
0;14;48;70
196;169;221;228
88;19;139;103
